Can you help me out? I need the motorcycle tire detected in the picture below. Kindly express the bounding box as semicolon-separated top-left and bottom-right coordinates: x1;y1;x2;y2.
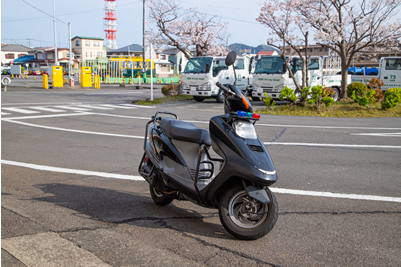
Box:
219;184;278;240
149;184;174;206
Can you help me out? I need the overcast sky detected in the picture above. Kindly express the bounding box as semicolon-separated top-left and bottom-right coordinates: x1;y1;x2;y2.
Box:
1;0;269;49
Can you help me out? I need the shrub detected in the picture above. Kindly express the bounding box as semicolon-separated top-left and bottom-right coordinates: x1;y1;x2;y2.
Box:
279;86;298;110
368;78;384;102
351;88;376;108
381;88;401;110
347;82;367;100
161;84;179;96
263;92;276;110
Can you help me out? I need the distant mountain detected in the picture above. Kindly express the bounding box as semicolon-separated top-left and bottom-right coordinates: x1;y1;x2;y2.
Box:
228;43;281;54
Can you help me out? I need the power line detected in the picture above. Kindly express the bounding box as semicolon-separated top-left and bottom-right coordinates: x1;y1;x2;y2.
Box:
22;0;68;25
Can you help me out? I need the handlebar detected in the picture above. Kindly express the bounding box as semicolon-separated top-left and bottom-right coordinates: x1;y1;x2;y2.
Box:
216;82;235;95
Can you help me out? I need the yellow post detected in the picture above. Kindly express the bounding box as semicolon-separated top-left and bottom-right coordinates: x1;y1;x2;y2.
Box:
52;66;64;87
80;67;92;88
43;74;48;89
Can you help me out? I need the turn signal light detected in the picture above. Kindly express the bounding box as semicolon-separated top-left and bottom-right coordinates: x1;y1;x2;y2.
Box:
237;111;260;119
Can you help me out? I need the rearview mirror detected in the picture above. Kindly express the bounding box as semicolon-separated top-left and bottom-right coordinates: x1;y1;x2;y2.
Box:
225;51;237;66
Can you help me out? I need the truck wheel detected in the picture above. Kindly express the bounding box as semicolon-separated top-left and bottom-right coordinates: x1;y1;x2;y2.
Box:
193;96;205;102
331;88;340;102
216;89;224;103
219;184;278;240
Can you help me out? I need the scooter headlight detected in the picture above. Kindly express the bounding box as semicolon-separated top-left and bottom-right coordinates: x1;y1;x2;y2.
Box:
233;120;257;139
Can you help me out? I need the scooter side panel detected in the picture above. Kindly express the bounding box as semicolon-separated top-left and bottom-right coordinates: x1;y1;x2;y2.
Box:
209;115;276;172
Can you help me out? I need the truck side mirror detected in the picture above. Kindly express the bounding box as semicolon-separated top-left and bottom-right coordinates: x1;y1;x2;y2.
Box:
205;64;210;73
283;64;287;73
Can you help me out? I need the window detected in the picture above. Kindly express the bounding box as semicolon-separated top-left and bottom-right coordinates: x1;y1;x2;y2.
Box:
75;40;80;46
85;52;88;57
212;58;228;77
90;52;92;57
385;59;401;70
93;41;99;47
97;52;103;57
85;41;90;46
234;59;244;70
5;54;15;59
160;55;166;60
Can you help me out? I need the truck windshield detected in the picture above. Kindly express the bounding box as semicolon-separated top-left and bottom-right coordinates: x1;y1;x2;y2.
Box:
183;57;213;73
254;57;285;74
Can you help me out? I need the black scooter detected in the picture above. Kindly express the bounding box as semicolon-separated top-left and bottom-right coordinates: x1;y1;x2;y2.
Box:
139;51;278;240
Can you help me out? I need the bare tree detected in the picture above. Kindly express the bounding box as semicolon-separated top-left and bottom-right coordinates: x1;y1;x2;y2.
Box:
297;0;401;99
148;0;229;59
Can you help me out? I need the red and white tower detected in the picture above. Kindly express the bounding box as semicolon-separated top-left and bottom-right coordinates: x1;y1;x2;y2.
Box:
104;0;117;50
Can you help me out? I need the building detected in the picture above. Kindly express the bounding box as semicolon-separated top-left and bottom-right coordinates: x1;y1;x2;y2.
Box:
1;44;33;65
71;36;106;62
19;47;77;70
157;48;190;77
256;50;279;59
108;44;143;57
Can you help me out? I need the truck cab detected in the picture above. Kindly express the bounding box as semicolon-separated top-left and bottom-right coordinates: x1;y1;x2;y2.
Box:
252;56;345;101
181;56;252;103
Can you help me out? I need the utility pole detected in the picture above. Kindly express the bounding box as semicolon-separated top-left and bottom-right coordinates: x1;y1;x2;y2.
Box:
53;0;58;66
26;38;32;48
68;22;72;81
142;0;146;73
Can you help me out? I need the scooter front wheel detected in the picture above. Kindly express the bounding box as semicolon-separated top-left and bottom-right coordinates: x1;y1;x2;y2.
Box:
219;184;278;240
149;184;174;206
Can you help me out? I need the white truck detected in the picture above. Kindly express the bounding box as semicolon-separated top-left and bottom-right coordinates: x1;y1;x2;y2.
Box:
252;56;349;101
350;57;401;91
181;56;253;103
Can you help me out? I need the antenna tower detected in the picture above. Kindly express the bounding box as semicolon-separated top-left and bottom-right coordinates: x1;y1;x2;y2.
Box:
104;0;118;50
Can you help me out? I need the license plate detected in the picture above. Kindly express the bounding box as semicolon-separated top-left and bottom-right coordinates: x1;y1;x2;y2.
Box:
190;87;197;92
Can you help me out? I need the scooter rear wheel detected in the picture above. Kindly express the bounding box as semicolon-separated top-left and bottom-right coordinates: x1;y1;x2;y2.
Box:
149;184;174;206
219;184;278;240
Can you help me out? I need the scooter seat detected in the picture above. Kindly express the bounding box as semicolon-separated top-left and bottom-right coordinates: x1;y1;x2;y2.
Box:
160;117;211;146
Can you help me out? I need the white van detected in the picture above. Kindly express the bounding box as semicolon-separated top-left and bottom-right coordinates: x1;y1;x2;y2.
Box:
181;56;253;102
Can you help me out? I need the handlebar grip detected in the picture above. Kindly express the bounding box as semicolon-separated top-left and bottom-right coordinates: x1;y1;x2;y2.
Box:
216;82;231;93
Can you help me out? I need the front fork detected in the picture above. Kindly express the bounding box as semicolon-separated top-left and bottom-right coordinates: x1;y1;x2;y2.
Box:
242;180;271;204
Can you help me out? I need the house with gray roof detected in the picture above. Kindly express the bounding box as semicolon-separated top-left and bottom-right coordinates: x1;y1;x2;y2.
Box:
1;44;33;65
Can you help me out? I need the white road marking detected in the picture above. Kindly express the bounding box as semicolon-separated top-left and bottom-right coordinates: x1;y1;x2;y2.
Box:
1;107;40;114
270;188;401;203
29;106;66;112
54;105;91;111
264;142;401;149
1;112;93;121
76;105;115;110
119;104;155;108
2;119;145;139
351;132;401;137
257;123;401;130
2;159;400;203
1;112;11;115
98;104;138;109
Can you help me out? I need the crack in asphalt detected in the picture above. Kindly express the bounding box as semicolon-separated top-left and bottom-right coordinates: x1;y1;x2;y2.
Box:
114;215;279;267
269;128;287;143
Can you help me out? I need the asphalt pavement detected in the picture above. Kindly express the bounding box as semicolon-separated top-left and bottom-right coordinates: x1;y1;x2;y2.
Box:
2;79;401;266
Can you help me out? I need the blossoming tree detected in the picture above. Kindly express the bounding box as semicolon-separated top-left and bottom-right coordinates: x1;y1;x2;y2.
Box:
298;0;401;98
148;0;229;59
